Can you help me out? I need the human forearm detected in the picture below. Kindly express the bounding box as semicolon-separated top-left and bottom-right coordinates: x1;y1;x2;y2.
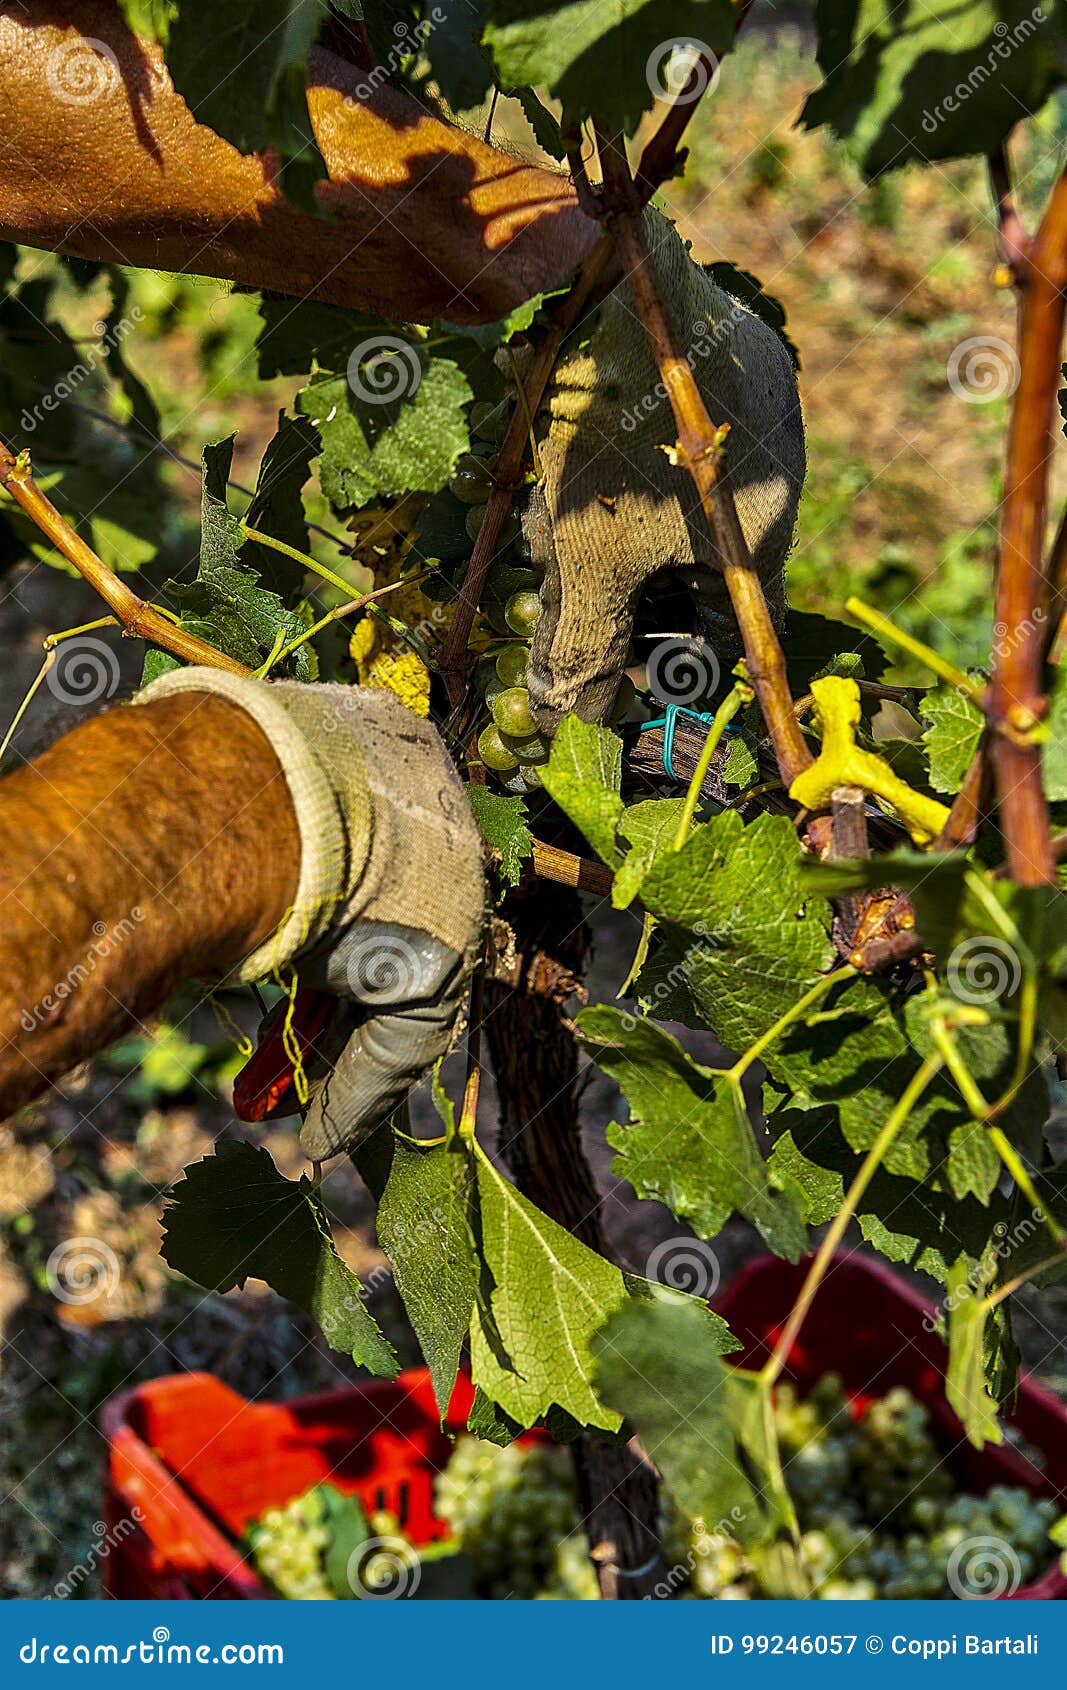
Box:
0;3;597;325
0;692;299;1115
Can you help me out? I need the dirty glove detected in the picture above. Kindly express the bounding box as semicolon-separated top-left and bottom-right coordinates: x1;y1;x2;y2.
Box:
135;670;486;1159
519;207;805;729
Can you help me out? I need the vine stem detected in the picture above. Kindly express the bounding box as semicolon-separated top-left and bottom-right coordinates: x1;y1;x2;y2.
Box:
759;1053;944;1388
845;597;984;701
0;438;248;675
239;524;358;598
987;1124;1066;1248
591;126;816;815
671;683;747;849
987;164;1067;884
729;965;856;1081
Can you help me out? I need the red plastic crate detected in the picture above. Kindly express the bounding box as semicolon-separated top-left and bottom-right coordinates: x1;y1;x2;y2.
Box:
100;1252;1067;1599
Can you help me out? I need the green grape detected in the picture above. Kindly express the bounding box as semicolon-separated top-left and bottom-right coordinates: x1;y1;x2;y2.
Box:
505;589;541;637
449;454;493;504
477;724;520;773
471;399;507;443
503;730;550;766
492;686;536;738
495;643;530;688
465;501;489;540
497;767;535;794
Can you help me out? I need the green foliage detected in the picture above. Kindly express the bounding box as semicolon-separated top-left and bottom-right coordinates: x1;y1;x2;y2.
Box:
577;1006;807;1258
165;0;329;208
922;683;984;794
297;356;472;510
592;1297;789;1549
463;786;533;891
481;0;737;134
143;436;316;682
803;0;1066;177
161;1141;399;1376
945;1254;1002;1449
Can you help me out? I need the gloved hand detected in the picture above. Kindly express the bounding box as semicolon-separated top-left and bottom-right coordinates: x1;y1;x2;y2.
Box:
518;208;805;729
135;670;486;1159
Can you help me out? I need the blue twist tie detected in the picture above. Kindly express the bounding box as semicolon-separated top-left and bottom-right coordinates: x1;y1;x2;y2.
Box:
637;702;736;781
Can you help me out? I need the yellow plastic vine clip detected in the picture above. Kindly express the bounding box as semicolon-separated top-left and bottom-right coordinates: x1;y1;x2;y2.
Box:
789;676;950;846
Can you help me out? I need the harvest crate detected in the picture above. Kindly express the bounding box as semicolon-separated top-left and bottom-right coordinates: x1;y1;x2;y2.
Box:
99;1252;1067;1599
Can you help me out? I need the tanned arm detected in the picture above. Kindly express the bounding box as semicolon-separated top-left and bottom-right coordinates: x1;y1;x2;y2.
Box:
0;692;299;1116
0;1;598;325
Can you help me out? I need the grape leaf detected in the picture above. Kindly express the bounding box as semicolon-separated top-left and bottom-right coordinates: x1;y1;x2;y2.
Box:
720;735;758;788
463;786;533;891
592;1296;780;1548
482;0;737;135
166;0;329;208
161;1141;398;1376
467;1144;628;1431
922;683;984;795
945;1255;1002;1449
639;811;836;1053
540;715;624;868
376;1138;478;1417
297;357;472;511
162;438;316;677
511;88;567;159
802;0;1066;178
255;297;390;379
576;1006;807;1260
612;798;687;908
423;0;495;110
1045;664;1067;802
767;1110;1010;1286
240;412;319;597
